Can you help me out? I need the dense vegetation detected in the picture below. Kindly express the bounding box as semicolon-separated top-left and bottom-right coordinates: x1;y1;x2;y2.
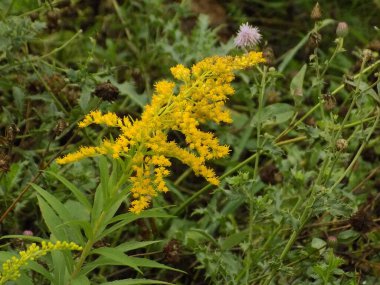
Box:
0;1;379;284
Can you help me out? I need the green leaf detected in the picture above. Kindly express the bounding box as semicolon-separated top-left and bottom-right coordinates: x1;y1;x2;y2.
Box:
119;81;147;108
251;103;294;127
99;209;173;239
100;279;173;285
99;156;110;202
290;64;307;97
32;184;84;244
90;247;142;273
91;247;184;273
71;275;91;285
26;261;54;282
37;195;67;240
51;250;66;285
13;86;25;112
220;230;248;251
0;235;44;243
45;170;91;210
116;240;161;252
127;256;184;273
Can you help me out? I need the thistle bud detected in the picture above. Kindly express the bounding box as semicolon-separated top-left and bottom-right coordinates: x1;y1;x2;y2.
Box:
22;230;34;236
307;32;322;50
263;46;275;66
0;153;10;173
327;236;338;248
362;49;372;62
323;93;336;111
336;138;348;151
336;22;349;38
311;2;322;21
92;80;120;101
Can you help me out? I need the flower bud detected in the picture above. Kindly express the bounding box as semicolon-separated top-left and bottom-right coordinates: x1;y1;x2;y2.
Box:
311;2;322;21
263;46;275;66
22;230;34;236
307;32;322;50
323;93;336;111
362;49;372;62
327;236;338;248
336;22;349;38
336;138;348;151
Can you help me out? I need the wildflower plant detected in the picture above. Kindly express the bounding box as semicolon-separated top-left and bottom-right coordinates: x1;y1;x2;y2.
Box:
57;52;265;213
11;51;263;284
1;1;380;285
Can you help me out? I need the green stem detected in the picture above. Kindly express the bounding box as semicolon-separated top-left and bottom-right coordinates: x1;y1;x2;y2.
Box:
71;211;106;280
330;112;379;191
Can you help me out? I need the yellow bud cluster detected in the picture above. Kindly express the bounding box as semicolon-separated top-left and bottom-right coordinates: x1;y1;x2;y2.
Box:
57;52;265;213
0;241;82;284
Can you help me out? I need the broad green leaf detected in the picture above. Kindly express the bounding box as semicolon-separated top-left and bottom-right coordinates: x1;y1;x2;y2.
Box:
311;237;326;249
100;279;173;285
45;170;91;210
251;103;294;127
65;200;90;221
290;64;307;97
119;81;147;108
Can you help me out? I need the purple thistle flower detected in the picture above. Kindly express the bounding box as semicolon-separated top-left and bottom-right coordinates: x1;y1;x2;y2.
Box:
234;23;262;49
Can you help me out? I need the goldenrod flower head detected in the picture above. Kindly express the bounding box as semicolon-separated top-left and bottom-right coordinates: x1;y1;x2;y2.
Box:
0;241;82;284
57;52;265;213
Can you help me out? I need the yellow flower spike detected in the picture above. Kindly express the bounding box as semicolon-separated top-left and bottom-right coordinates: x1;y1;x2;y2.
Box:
0;241;82;285
56;52;264;212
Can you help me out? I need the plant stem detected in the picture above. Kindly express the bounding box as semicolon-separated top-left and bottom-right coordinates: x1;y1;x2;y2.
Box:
330;111;379;191
71;211;106;280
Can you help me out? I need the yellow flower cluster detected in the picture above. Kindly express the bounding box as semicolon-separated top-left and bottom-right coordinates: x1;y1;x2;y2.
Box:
57;51;265;213
0;241;82;284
